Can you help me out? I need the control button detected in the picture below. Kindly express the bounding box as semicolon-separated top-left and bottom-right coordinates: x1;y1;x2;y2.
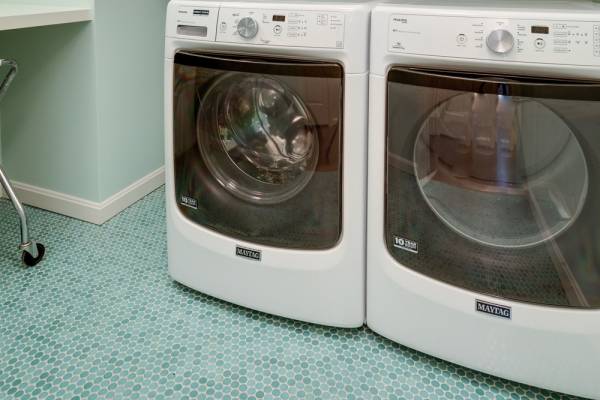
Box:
237;17;259;39
456;34;468;44
273;24;282;34
486;29;515;54
317;14;328;25
534;37;546;49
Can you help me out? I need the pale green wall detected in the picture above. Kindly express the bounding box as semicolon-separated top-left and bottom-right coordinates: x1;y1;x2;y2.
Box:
0;23;99;200
0;0;167;202
94;0;167;200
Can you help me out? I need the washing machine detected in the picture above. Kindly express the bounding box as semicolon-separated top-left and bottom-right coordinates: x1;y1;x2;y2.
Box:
165;0;370;327
367;0;600;397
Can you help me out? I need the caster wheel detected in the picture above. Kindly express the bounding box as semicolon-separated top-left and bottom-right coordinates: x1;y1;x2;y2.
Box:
22;243;45;267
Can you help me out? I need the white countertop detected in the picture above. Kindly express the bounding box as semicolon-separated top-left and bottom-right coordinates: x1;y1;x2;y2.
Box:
0;3;92;31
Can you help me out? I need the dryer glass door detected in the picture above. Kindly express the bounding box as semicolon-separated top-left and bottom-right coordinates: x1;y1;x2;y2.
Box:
385;67;600;308
173;52;343;250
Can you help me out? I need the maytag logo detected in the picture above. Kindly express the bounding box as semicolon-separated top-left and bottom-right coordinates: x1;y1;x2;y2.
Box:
235;246;261;261
475;300;512;320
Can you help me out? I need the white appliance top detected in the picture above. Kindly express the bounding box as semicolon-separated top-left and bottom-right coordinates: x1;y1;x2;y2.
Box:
376;0;600;13
166;0;369;50
371;0;600;79
165;0;372;72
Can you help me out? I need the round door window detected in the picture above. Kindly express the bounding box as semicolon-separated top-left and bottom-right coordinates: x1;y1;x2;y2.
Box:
197;72;319;205
413;93;589;249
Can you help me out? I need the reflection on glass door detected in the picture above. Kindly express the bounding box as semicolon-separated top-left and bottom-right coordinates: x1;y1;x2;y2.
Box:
386;68;600;308
174;52;344;250
414;93;588;249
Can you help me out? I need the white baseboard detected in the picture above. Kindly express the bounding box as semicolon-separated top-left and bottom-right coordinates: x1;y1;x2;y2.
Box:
2;167;165;225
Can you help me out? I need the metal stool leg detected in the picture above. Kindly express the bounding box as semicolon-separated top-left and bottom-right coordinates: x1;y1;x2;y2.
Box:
0;59;18;102
1;59;45;266
0;165;44;265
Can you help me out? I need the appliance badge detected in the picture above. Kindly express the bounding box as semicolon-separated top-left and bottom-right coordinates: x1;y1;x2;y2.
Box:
475;300;511;320
236;246;262;262
180;195;198;210
393;235;418;254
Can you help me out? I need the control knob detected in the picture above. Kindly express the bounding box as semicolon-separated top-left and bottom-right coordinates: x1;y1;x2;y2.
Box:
486;29;514;54
237;17;259;39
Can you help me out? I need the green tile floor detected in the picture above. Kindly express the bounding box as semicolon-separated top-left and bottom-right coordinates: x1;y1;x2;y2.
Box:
0;187;581;399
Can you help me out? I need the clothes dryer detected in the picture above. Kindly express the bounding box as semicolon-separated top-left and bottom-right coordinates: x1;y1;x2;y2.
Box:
368;1;600;397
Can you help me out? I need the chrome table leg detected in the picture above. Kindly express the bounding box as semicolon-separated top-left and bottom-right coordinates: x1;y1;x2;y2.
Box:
1;59;45;266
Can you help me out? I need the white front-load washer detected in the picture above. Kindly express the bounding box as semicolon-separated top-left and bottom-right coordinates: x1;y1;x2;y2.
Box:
165;0;370;327
367;0;600;397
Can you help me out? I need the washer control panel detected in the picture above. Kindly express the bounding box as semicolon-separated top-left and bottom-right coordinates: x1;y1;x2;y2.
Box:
173;5;345;49
389;14;600;66
217;8;345;48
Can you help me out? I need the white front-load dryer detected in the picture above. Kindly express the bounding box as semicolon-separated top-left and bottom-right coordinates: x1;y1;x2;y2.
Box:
165;0;371;327
367;0;600;397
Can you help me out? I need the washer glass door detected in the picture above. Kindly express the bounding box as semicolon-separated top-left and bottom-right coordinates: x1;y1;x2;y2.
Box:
173;52;343;249
386;67;600;308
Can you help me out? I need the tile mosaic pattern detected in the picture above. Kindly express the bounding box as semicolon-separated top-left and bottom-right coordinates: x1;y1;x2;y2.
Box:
0;188;580;399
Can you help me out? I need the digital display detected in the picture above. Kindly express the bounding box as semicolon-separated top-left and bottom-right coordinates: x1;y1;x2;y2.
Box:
273;15;286;22
531;26;549;34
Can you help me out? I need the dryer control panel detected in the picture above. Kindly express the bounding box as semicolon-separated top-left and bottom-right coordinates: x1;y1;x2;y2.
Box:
388;14;600;66
174;6;345;49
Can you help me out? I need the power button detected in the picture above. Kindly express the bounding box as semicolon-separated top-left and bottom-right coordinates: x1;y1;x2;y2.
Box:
456;34;468;44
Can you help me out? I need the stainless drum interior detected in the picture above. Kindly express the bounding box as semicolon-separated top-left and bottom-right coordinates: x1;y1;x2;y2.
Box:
413;92;589;249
